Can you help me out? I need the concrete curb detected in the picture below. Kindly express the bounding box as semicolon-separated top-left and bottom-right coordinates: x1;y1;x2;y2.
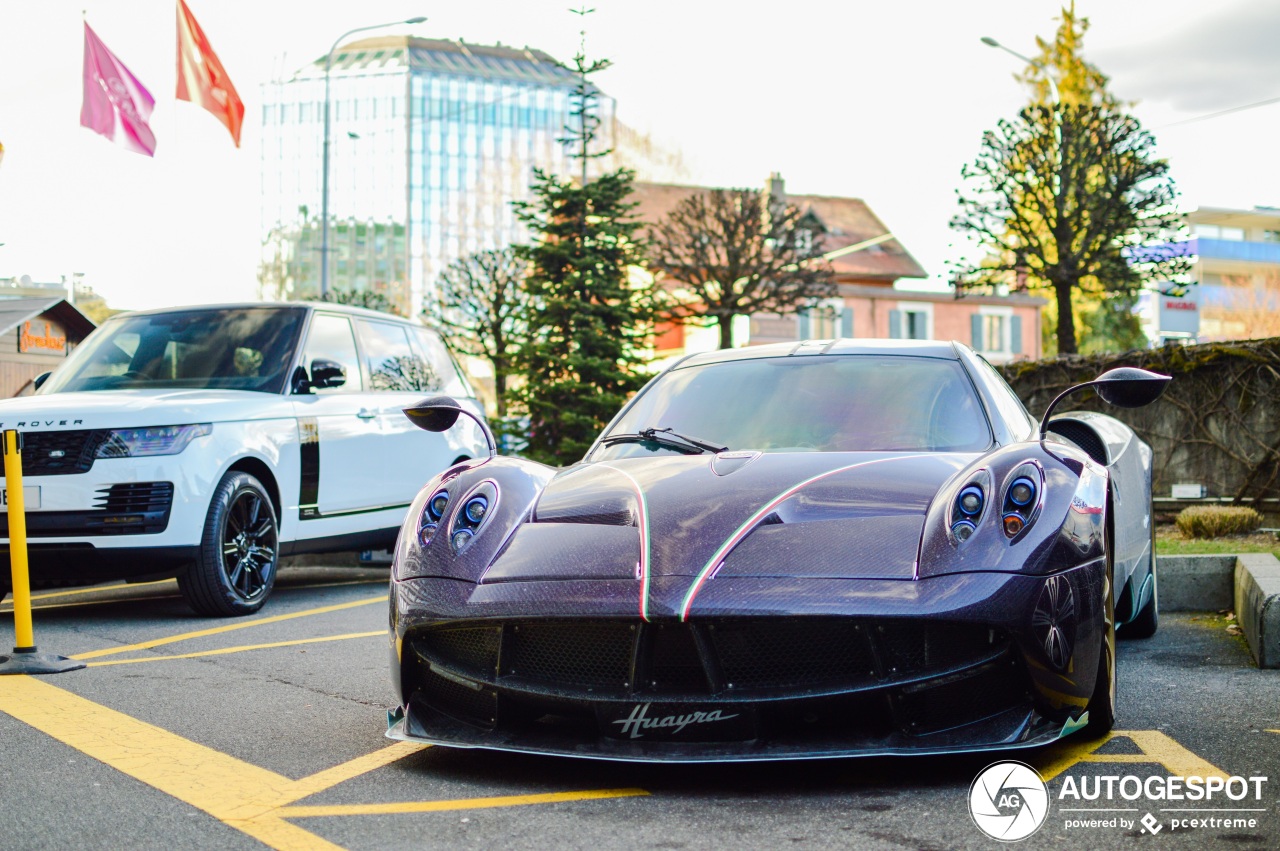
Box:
1234;553;1280;669
1157;555;1236;612
1157;553;1280;669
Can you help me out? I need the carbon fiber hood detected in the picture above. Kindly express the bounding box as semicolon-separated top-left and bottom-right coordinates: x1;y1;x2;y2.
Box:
493;451;975;582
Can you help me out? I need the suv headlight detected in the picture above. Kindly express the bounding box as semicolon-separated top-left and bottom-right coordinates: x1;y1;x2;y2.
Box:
95;424;213;458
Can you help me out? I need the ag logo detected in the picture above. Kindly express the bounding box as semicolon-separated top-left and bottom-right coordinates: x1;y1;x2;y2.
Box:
968;761;1049;842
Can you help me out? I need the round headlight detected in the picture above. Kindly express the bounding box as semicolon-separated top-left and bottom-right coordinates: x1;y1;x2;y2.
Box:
1009;478;1035;507
464;496;488;524
958;486;984;516
429;493;449;519
451;528;474;552
418;522;437;548
951;520;977;542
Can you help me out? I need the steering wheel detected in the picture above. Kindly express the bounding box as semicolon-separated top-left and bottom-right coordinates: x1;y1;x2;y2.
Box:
120;371;150;381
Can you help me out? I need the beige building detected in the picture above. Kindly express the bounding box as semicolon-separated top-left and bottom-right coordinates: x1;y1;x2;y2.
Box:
1176;206;1280;341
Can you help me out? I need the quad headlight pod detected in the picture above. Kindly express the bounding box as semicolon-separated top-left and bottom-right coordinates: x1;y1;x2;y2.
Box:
418;488;449;547
449;481;498;554
949;472;991;544
1001;462;1044;540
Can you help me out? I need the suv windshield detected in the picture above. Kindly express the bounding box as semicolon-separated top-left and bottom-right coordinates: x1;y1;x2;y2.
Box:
594;355;992;458
41;307;306;394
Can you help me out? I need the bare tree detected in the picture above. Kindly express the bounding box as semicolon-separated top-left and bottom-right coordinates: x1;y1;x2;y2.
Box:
423;247;529;418
646;188;836;349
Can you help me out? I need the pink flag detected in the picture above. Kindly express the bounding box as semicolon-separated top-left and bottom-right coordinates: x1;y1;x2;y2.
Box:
81;22;157;156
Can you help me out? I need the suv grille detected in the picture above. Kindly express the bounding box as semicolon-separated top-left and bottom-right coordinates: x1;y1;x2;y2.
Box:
19;430;110;476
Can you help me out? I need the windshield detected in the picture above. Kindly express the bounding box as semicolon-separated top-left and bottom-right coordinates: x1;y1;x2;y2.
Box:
40;307;306;394
594;355;992;459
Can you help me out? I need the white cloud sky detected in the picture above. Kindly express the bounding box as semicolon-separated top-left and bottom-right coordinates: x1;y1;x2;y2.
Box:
1;0;1277;310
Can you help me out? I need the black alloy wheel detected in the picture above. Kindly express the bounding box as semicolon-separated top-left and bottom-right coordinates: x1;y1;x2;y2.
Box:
179;471;279;617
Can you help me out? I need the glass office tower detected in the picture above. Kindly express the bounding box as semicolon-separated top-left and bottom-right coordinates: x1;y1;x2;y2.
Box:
260;36;608;315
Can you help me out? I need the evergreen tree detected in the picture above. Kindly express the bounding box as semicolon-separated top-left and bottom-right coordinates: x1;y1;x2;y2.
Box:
510;50;653;465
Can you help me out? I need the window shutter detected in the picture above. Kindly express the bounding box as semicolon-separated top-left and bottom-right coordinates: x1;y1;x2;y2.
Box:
1010;315;1023;354
797;310;811;340
888;310;902;339
840;307;854;338
971;313;984;349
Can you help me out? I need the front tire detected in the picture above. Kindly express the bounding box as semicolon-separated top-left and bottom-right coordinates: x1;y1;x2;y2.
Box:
1084;539;1117;737
179;471;279;617
1120;511;1159;639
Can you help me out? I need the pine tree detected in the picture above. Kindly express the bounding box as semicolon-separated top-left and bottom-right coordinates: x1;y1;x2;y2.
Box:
510;50;653;466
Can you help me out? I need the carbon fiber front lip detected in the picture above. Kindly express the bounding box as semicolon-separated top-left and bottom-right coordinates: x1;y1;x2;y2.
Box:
385;702;1066;763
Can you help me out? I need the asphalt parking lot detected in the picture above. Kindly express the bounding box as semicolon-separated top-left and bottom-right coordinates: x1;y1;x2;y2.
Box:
2;566;1278;851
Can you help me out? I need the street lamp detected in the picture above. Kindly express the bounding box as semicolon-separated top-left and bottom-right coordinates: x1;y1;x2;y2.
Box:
981;35;1062;197
320;16;426;298
980;36;1059;105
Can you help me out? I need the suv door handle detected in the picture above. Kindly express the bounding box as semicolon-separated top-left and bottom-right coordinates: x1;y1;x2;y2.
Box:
356;408;378;419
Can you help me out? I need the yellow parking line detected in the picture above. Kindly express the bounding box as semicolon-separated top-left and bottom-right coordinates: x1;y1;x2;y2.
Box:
0;676;647;851
3;593;185;614
73;595;386;660
278;788;651;818
25;580;174;601
1036;730;1228;781
86;632;385;666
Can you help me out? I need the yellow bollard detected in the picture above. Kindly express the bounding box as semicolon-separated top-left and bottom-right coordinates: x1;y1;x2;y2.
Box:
0;428;83;674
5;428;34;650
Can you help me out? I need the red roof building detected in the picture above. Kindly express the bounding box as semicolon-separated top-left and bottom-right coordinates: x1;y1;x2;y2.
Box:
632;175;1044;364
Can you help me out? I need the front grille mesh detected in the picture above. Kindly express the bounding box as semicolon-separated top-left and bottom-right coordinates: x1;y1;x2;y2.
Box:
410;618;1002;702
503;622;634;688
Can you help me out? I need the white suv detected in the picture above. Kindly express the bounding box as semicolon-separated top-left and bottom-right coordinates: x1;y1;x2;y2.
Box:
0;303;488;615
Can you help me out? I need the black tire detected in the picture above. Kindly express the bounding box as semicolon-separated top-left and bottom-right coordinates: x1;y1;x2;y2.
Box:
178;471;279;617
1119;513;1159;639
1084;545;1117;738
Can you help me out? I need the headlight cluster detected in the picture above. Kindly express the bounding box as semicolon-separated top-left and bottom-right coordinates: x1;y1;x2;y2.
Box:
415;481;498;555
950;471;992;543
419;488;449;547
950;462;1045;545
450;482;498;554
1001;463;1043;540
95;423;212;458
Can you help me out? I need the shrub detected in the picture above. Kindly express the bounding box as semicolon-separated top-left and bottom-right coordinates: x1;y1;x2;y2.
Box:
1175;505;1263;539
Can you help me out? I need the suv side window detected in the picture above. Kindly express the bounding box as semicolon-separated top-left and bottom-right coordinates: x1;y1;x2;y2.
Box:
411;327;475;398
301;314;362;393
356;319;441;392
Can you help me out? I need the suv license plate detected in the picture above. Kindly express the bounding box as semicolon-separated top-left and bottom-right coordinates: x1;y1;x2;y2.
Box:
0;487;42;511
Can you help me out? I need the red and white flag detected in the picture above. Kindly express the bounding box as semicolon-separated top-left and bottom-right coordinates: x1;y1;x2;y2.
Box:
80;22;157;157
176;0;244;147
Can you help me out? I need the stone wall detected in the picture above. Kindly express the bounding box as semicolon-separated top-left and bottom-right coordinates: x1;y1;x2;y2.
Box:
1000;339;1280;502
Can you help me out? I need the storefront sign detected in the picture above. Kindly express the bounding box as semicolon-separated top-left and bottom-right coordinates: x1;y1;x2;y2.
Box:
19;320;67;355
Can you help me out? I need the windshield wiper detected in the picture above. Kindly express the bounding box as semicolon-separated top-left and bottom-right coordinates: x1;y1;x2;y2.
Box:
601;426;727;455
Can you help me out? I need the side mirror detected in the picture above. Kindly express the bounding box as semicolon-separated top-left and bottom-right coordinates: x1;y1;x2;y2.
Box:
1039;367;1171;439
309;359;347;390
32;371;51;391
404;395;497;457
1092;367;1172;408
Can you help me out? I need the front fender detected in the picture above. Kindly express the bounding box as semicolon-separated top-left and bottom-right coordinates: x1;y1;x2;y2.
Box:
393;456;555;583
917;441;1107;579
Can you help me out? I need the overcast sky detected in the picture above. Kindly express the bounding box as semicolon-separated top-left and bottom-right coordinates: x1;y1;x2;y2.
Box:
1;0;1277;310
